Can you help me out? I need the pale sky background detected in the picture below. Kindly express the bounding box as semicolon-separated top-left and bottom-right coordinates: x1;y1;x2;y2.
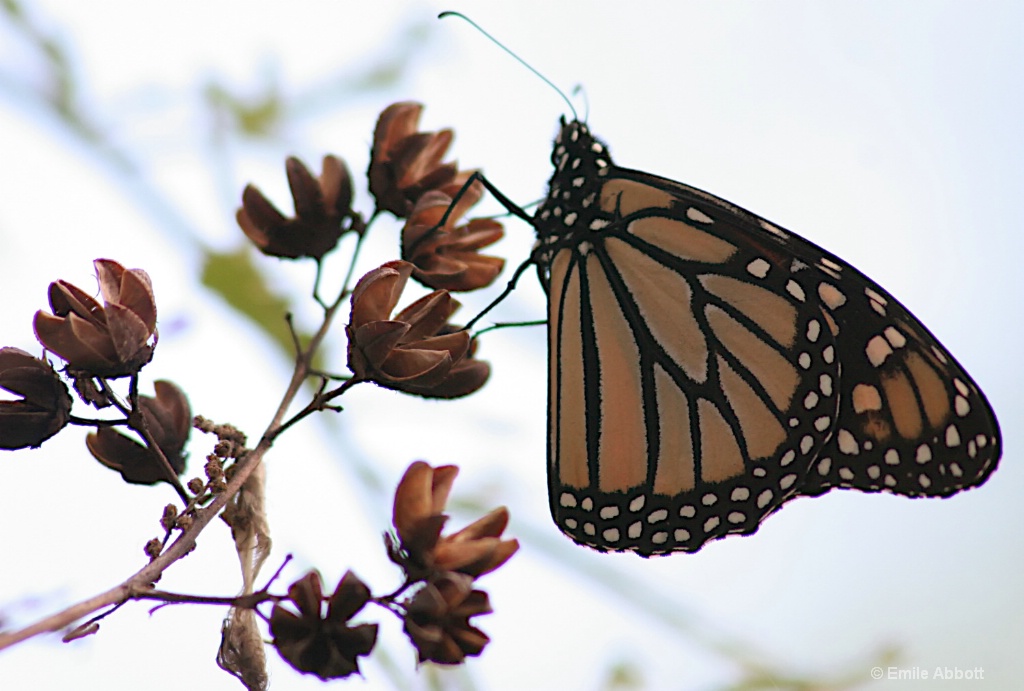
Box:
0;2;1022;690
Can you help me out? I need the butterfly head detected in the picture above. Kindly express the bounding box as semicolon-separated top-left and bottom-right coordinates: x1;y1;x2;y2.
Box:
551;118;613;171
533;120;615;252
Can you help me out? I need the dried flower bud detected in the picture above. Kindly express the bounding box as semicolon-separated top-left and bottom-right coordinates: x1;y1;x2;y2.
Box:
33;259;157;378
403;572;492;665
237;155;359;260
391;461;458;570
401;184;505;292
86;380;191;485
389;461;518;580
270;570;378;680
369;102;465;217
0;347;73;449
144;538;162;561
160;504;179;531
434;507;519;578
205;455;225;482
347;261;489;399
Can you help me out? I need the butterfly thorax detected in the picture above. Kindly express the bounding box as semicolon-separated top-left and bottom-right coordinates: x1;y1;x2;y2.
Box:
533;119;615;269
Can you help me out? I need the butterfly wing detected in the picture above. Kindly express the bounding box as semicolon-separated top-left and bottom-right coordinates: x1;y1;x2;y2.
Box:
792;246;1001;499
534;120;1000;555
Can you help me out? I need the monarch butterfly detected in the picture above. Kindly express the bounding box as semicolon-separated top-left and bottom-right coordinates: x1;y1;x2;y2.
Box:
497;117;1002;556
432;13;1001;556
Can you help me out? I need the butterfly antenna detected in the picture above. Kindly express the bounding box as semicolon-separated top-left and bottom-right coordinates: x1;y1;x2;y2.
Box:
439;11;578;121
572;84;590;121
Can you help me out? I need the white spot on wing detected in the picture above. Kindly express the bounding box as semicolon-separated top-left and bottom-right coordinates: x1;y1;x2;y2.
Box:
816;263;841;280
883;326;906;348
865;287;887;305
837;429;859;455
866;335;894;367
760;220;788;239
686;207;714;224
648;509;668;523
806;320;821;343
818;282;847;309
746;258;771;279
820;257;842;272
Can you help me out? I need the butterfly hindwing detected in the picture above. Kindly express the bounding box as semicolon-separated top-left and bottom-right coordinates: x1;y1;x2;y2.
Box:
795;253;1001;498
534;119;1000;555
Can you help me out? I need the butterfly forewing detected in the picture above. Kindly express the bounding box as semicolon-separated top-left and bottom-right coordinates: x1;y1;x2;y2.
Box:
534;119;1000;555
